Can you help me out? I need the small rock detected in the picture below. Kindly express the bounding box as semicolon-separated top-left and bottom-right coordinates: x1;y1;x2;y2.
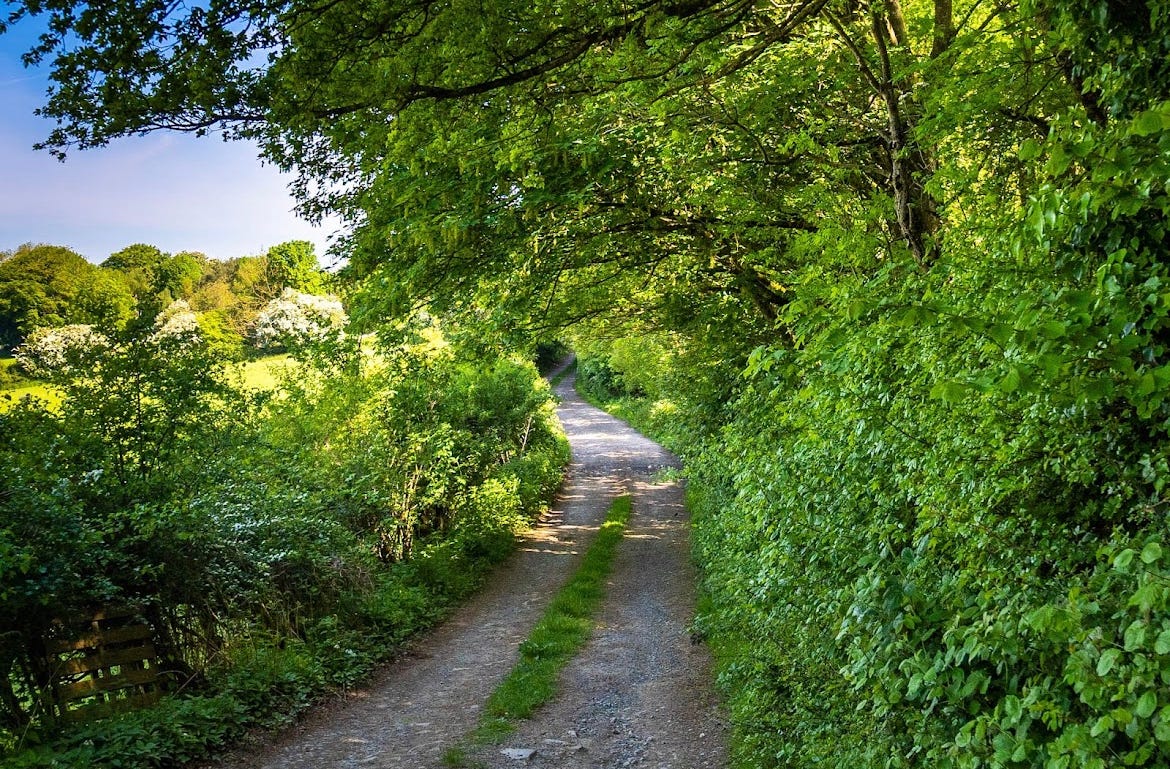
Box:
542;739;568;747
566;730;578;739
501;748;537;761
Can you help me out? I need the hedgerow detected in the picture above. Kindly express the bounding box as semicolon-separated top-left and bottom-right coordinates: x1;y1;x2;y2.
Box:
578;95;1170;769
0;316;567;766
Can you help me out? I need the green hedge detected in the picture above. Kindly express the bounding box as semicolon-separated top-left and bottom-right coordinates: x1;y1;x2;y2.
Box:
0;325;568;767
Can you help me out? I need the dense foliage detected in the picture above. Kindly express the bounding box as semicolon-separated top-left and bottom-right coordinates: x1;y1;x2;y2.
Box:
575;88;1170;767
4;0;1170;767
0;311;567;765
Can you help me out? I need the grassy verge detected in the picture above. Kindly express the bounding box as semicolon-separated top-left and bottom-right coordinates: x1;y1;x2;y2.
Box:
446;495;632;763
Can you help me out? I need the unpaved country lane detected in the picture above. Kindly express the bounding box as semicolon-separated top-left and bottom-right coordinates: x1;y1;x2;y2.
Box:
466;368;727;769
211;357;726;768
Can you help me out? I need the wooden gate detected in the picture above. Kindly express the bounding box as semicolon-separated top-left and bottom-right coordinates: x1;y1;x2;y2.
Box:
43;607;165;722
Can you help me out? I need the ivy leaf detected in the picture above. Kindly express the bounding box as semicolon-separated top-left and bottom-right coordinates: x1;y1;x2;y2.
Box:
1137;691;1158;719
1155;629;1170;655
1141;542;1163;564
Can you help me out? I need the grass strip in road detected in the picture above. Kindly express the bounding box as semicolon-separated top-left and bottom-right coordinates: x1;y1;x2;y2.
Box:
453;494;631;757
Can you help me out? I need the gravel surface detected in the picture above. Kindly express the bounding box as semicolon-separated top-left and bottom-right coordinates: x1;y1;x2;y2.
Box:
210;358;727;768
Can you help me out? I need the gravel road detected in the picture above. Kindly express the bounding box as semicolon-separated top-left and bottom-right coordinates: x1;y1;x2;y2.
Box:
212;358;727;768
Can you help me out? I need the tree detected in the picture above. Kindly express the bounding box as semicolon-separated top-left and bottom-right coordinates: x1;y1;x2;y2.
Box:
0;0;1068;327
102;242;167;281
0;243;102;348
155;250;208;301
15;299;227;502
74;267;136;330
101;243;217;322
252;288;346;351
265;240;323;294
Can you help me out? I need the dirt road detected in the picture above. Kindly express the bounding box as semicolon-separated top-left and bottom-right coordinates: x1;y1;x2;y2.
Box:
215;359;726;768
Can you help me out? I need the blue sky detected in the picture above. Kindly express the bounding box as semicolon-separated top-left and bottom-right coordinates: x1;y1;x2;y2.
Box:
0;17;341;266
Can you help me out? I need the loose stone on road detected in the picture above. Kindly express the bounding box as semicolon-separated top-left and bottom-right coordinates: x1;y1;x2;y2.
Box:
212;357;726;768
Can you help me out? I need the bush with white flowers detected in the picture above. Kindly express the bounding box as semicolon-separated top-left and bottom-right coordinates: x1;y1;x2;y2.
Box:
15;323;109;378
253;288;347;349
152;299;202;342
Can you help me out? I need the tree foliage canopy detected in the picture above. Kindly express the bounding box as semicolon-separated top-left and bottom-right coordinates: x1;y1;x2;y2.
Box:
6;0;1119;327
6;0;1170;767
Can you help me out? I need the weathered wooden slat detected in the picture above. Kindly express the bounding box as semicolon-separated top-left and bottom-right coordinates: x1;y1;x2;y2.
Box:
54;644;157;676
89;607;141;622
61;690;162;723
42;608;166;723
55;667;160;701
46;625;153;653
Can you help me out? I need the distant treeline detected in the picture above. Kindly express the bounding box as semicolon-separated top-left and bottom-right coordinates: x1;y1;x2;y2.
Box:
0;241;327;356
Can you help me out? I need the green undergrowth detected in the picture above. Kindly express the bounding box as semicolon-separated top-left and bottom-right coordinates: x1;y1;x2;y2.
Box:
446;496;631;765
1;331;571;768
4;529;531;769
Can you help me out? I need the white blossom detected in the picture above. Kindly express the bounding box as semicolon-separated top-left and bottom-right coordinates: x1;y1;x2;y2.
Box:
152;300;202;343
15;324;109;377
253;289;347;349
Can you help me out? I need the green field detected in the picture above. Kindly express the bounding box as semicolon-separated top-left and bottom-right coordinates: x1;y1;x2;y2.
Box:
236;354;294;390
0;354;294;412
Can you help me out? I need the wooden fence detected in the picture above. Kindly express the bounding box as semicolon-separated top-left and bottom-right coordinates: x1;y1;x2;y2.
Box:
42;607;165;722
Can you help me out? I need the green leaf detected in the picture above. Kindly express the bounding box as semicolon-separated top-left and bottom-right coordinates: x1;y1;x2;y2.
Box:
1115;549;1136;570
1137;691;1158;719
1124;620;1147;651
1154;629;1170;655
1040;321;1067;339
846;299;871;321
1019;138;1042;160
1000;367;1021;393
1142;542;1163;564
1133;110;1166;137
1097;648;1121;676
930;381;970;403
